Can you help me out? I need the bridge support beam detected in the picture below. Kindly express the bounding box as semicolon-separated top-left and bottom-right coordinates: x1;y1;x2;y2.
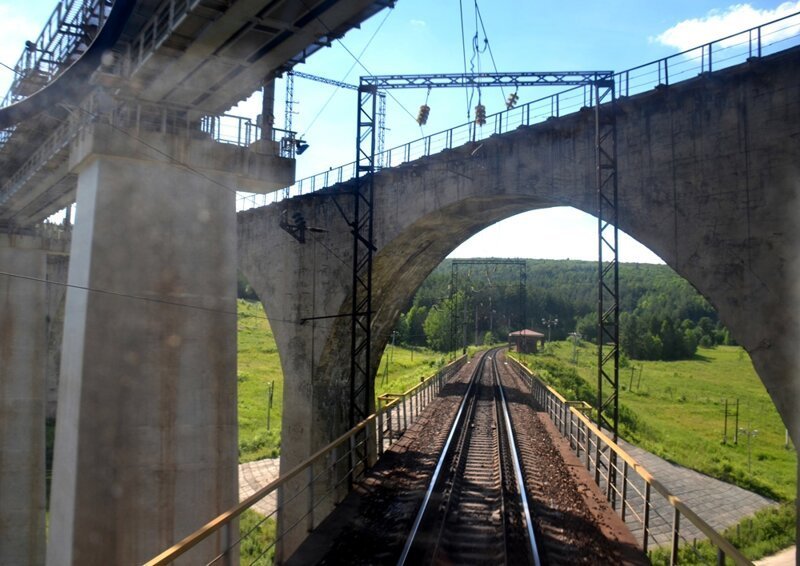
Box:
0;232;68;565
46;124;279;564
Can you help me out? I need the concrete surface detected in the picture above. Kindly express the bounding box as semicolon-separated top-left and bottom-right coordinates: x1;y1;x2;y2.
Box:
0;235;48;566
46;128;254;565
617;439;777;548
239;459;280;517
754;546;796;566
239;47;800;556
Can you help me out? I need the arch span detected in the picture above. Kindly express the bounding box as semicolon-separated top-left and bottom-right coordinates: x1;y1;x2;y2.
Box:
238;46;799;557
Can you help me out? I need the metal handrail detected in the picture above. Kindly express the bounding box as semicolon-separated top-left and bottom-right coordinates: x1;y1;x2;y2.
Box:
144;355;467;565
236;10;800;212
1;0;112;108
0;94;293;211
508;355;752;565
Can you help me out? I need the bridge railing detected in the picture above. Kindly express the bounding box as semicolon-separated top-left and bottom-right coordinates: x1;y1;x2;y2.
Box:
236;10;800;212
1;0;112;109
143;355;467;565
0;92;294;213
506;355;753;566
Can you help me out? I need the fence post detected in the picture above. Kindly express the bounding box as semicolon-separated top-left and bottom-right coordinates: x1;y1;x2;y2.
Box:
307;463;315;532
377;409;384;457
621;460;629;521
349;434;357;484
594;434;602;485
643;482;651;553
221;521;232;566
670;507;681;565
387;405;394;446
402;394;408;431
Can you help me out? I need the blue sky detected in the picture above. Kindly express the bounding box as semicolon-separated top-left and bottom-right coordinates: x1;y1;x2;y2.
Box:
2;0;798;263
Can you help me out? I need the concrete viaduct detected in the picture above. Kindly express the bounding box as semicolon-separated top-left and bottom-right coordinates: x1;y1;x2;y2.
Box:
239;46;800;556
0;0;797;562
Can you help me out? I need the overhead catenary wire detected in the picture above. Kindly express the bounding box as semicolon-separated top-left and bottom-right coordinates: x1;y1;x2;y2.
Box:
298;6;393;140
474;2;506;107
0;269;342;331
295;0;419;127
458;0;470;122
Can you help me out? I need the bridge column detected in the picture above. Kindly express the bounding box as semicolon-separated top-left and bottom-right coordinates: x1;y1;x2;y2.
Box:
0;231;68;565
240;195;392;562
46;122;289;565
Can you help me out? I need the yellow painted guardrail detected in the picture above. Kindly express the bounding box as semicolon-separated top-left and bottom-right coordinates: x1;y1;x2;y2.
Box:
507;354;752;566
145;355;467;565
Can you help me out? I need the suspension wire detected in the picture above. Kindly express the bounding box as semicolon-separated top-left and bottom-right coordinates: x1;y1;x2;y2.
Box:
475;3;506;106
295;0;418;126
298;6;393;140
467;0;489;115
458;0;470;121
0;268;343;330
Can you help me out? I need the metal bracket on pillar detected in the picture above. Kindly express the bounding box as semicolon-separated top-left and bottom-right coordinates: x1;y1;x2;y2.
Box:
595;77;620;502
279;207;306;243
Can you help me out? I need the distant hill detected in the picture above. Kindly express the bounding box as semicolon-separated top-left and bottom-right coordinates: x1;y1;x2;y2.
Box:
398;259;730;360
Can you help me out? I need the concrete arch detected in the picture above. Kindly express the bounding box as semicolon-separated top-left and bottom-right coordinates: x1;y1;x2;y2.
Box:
238;48;799;554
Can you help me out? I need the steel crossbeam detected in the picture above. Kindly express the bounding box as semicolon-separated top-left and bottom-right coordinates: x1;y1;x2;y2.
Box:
361;71;613;89
351;71;620;479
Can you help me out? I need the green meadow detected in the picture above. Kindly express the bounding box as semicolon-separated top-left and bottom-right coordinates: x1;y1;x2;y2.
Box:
237;300;446;462
519;341;796;501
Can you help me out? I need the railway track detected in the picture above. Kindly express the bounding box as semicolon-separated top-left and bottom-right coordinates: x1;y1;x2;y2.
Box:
398;349;540;565
314;348;645;564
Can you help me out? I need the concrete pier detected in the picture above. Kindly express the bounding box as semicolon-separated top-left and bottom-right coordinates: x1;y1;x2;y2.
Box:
0;231;69;566
46;124;287;564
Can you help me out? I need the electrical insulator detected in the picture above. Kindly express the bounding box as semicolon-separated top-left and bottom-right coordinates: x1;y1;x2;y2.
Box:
416;104;430;125
506;92;519;109
474;104;486;126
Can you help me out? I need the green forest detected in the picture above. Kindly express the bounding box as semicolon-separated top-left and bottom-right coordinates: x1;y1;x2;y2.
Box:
391;259;733;361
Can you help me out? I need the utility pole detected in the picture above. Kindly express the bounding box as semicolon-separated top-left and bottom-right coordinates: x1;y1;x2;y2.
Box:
542;316;558;342
474;303;479;345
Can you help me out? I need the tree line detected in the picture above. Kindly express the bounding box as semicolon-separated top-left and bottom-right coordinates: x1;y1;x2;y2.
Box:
239;259;734;361
393;259;733;360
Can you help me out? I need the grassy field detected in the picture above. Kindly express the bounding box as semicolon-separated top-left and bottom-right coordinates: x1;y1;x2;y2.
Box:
522;341;797;501
517;341;797;561
237;300;285;462
237;300;447;462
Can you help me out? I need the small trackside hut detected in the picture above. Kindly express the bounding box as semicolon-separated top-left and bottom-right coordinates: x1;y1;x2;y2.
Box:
508;329;545;354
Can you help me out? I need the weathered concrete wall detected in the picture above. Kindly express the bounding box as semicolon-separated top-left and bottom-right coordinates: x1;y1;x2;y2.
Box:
46;253;68;420
239;47;799;557
0;232;69;566
44;123;292;564
0;235;48;566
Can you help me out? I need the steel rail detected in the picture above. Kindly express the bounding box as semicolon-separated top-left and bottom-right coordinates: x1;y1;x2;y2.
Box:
396;352;487;565
508;355;753;565
491;353;542;566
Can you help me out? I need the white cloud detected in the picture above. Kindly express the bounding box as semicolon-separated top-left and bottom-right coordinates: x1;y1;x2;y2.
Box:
653;1;800;52
410;19;427;28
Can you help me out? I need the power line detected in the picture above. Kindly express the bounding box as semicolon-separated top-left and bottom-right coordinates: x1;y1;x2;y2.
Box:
298;6;393;139
0;269;339;330
458;0;470;121
296;0;418;126
474;3;506;106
